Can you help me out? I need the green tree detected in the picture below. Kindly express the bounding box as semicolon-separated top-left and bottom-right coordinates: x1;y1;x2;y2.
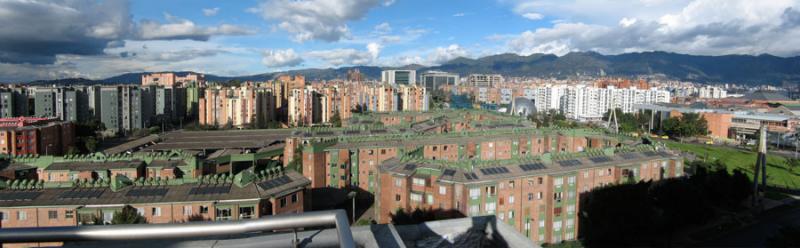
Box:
84;137;98;152
111;205;146;224
662;113;708;140
331;110;342;127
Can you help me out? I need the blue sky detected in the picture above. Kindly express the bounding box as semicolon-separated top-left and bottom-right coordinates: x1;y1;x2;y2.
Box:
0;0;798;81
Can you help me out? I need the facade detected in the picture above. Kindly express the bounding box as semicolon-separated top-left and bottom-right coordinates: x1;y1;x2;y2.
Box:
468;74;503;88
199;85;277;128
0;117;75;156
382;70;417;86
420;71;459;91
0;151;310;242
142;72;205;88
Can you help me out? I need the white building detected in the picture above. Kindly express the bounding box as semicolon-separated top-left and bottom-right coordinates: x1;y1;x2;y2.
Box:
698;86;727;99
467;74;503;88
381;70;417;86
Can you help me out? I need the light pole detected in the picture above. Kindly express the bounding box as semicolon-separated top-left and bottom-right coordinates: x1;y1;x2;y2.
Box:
346;191;357;224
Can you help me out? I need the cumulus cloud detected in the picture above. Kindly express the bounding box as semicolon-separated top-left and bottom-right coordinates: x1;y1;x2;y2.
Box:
428;44;469;64
251;0;391;42
262;49;304;67
307;43;381;66
0;0;253;65
374;22;392;34
506;0;800;56
522;12;544;20
202;7;220;16
136;14;254;41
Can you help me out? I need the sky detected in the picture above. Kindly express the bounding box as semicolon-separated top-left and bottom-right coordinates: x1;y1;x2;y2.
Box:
0;0;799;81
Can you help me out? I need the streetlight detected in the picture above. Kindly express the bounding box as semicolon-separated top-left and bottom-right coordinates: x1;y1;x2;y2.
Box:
346;191;357;223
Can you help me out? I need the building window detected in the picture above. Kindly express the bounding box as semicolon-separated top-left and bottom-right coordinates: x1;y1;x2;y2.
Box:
508;181;515;189
152;207;161;217
136;208;145;216
65;210;74;219
200;206;209;214
485;186;496;196
528;193;533;201
469;188;481;199
554;177;563;186
426;194;434;204
485;202;496;214
553;221;562;231
410;193;422;202
17;210;27;220
568;191;576;199
537;192;543;200
439;186;447;195
469;205;479;215
183;206;192;216
509;196;515;204
412;178;426;186
280;198;287;207
538;177;543;185
0;211;6;221
554;192;563;201
568;176;576;185
395;194;401;201
394;178;403;187
567;205;576;215
291;193;298;203
583;171;590;178
48;210;58;219
508;211;515;219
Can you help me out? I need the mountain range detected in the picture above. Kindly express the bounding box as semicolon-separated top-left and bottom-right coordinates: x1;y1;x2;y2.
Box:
25;51;800;86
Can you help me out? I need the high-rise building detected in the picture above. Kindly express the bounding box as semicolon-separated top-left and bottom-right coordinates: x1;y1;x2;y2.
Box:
142;72;205;88
0;117;75;156
468;74;503;88
382;70;417;85
420;71;459;91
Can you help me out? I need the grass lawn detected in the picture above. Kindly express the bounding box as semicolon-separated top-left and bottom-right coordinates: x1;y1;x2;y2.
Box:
663;141;800;190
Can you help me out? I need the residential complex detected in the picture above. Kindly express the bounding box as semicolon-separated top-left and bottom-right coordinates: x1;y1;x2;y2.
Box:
0;117;75;156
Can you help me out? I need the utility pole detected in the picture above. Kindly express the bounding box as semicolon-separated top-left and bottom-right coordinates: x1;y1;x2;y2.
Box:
752;124;768;208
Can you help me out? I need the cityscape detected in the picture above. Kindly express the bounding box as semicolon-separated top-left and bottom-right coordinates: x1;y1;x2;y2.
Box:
1;0;800;248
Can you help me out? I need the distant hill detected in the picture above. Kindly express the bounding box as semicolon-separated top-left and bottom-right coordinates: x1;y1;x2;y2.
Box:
25;51;800;86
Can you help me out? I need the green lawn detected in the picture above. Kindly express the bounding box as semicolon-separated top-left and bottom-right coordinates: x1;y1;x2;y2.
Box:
664;141;800;190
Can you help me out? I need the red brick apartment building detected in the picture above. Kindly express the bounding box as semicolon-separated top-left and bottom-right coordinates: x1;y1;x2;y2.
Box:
0;117;74;156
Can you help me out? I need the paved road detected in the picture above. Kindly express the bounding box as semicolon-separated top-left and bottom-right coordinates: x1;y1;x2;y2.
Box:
694;203;800;247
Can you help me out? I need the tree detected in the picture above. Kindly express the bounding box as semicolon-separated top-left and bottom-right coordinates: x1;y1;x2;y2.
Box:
331;110;342;127
662;113;708;140
111;205;146;224
84;137;98;153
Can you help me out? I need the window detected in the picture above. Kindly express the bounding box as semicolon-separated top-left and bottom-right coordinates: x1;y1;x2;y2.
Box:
200;206;209;214
432;146;437;151
537;177;543;185
439;186;447;195
152;207;161;217
508;210;515;219
136;208;145;216
485;186;496;196
0;211;6;221
183;206;192;215
553;221;562;231
508;181;515;189
554;192;563;201
291;193;298;203
567;205;576;215
410;193;422;202
485;202;496;214
394;178;403;187
412;178;426;186
469;188;481;199
498;212;505;220
566;218;575;228
509;196;515;204
568;176;576;185
583;171;589;178
469;205;479;215
381;149;386;155
426;194;434;204
528;193;533;201
568;191;576;199
280;198;287;207
539;220;545;228
537;192;543;200
395;194;401;201
48;210;58;219
17;210;27;220
65;210;74;219
554;177;563;186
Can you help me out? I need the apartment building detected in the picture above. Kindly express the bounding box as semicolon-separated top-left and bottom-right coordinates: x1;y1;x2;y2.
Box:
199;85;277;128
0;117;75;156
420;71;459;91
382;70;417;86
142;72;206;88
468;74;503;88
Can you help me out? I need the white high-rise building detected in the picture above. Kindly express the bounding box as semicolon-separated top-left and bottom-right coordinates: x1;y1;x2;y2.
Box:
381;70;417;86
698;86;727;99
519;85;670;121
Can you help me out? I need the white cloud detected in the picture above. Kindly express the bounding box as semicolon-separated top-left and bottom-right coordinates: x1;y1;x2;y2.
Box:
506;0;800;56
251;0;391;42
307;43;381;66
374;22;392;33
262;49;304;67
453;12;466;17
522;12;544;20
136;14;255;41
202;7;220;17
428;44;469;64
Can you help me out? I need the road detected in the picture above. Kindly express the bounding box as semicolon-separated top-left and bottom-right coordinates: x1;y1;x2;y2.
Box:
694;203;800;247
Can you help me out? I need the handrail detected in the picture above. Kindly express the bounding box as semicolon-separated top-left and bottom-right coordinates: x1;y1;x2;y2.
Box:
0;209;355;248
